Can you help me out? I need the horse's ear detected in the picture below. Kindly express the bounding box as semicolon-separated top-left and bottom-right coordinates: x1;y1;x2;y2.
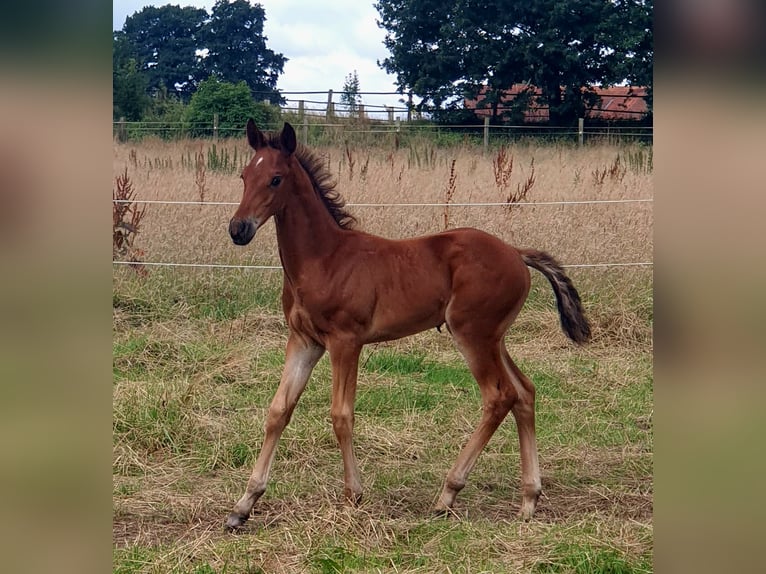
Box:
280;122;297;156
246;118;266;150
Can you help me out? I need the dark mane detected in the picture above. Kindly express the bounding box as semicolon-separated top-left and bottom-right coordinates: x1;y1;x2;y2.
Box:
265;133;357;229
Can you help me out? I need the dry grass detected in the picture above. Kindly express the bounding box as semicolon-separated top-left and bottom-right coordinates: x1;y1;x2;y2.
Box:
112;136;652;270
113;134;652;573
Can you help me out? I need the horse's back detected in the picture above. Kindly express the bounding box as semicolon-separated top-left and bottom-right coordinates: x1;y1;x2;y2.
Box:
425;227;529;278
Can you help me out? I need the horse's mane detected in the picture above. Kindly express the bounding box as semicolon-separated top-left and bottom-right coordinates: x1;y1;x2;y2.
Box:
265;133;357;230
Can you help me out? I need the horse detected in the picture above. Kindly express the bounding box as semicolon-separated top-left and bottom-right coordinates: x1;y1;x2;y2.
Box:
225;119;591;530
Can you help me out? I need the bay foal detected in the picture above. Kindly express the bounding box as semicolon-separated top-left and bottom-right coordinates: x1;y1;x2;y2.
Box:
225;120;591;529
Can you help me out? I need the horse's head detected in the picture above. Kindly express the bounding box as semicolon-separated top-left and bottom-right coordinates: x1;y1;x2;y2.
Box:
229;119;297;246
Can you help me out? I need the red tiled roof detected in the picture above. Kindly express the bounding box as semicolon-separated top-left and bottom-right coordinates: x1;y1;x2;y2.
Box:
465;84;649;122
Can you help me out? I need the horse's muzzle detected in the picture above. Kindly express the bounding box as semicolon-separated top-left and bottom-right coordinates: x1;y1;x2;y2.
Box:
229;218;257;245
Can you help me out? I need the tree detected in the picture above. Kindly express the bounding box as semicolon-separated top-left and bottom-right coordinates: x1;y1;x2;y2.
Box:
608;0;653;110
375;0;653;125
113;58;151;121
185;76;281;137
201;0;287;103
341;70;362;116
117;5;208;101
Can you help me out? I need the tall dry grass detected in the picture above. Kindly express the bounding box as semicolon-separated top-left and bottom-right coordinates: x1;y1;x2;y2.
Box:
113;136;652;273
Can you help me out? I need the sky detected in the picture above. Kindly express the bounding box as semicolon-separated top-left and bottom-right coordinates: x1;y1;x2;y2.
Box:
113;0;407;117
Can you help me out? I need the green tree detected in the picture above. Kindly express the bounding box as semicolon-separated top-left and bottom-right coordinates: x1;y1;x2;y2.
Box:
113;58;150;121
609;0;653;110
201;0;287;103
341;70;362;116
375;0;653;125
116;5;208;101
185;76;280;137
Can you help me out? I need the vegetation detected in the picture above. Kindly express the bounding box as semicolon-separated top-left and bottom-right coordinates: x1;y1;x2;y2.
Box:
375;0;653;124
113;0;285;118
185;77;282;138
113;134;653;572
113;1;652;132
200;0;286;104
341;70;362;117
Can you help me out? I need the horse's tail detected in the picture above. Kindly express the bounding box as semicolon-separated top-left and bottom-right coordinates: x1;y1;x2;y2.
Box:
520;249;592;344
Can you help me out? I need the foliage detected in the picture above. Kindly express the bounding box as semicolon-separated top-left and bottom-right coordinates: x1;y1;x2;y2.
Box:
113;58;150;121
185;76;281;137
201;0;286;104
112;168;147;276
375;0;653;125
113;1;286;119
140;90;189;139
115;5;208;101
340;70;362;116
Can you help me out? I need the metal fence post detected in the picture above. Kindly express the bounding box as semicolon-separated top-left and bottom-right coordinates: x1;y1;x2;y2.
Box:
213;113;219;141
578;117;584;146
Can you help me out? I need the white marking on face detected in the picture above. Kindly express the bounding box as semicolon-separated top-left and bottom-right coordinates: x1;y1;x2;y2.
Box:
255;157;264;169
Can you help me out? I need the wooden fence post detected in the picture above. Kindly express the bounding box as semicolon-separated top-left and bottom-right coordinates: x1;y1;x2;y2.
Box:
387;106;394;124
117;117;126;142
298;100;308;145
326;89;334;120
213;113;219;141
407;92;413;122
483;116;490;152
578;117;584;146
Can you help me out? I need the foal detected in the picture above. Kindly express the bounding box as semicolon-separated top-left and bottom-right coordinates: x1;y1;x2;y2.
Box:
225;120;591;529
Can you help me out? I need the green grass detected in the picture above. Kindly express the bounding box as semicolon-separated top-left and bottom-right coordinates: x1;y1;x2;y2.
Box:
113;268;283;324
113;267;652;573
534;542;652;574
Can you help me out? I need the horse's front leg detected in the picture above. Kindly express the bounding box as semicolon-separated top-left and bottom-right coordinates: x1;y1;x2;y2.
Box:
225;334;324;530
328;340;363;504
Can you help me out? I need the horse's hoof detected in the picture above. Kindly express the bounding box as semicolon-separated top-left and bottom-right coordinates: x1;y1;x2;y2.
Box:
518;500;538;521
344;489;363;507
518;490;541;521
431;506;452;519
224;512;249;531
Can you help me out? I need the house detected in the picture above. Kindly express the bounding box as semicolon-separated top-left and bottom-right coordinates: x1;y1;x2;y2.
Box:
464;84;649;122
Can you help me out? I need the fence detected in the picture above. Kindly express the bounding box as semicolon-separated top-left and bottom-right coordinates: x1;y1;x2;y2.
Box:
112;199;653;271
113;90;653;147
113;96;653;271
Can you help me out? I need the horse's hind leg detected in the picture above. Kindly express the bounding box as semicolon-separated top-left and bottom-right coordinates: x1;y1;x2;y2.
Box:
501;347;542;519
434;335;518;513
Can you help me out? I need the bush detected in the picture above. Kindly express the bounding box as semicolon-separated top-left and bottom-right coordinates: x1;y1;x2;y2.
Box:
184;76;281;138
141;93;188;139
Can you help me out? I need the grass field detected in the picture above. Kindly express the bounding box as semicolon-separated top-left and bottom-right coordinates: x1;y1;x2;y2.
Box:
113;134;653;573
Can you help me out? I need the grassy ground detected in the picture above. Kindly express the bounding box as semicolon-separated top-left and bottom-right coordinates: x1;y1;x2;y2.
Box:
113;136;653;573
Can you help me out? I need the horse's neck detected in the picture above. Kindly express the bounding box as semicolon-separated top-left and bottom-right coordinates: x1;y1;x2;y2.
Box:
274;173;343;278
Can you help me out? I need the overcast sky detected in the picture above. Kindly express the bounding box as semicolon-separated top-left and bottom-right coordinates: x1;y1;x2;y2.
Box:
113;0;406;116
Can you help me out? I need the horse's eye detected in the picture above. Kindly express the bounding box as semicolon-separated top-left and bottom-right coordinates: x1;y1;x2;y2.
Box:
270;176;282;187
